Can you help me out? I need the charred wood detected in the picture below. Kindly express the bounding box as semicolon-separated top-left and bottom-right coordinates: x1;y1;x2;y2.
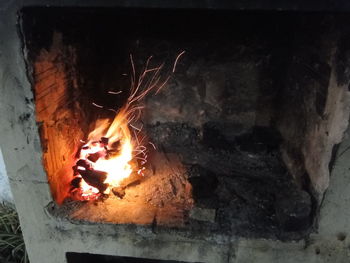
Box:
87;151;102;163
75;159;91;169
70;177;82;189
100;137;109;145
77;169;108;193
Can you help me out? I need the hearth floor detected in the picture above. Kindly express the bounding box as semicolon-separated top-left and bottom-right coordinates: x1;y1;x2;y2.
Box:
51;153;193;227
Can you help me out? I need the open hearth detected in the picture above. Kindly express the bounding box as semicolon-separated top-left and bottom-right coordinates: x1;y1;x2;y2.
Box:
20;8;350;240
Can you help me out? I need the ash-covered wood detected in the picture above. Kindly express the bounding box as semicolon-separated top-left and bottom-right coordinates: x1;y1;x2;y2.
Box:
147;123;286;179
146;122;313;238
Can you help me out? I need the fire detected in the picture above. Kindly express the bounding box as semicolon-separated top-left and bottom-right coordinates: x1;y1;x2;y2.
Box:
74;106;143;199
71;52;185;200
81;110;134;193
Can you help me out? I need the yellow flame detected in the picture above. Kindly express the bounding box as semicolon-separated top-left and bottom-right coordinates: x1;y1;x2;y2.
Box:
80;107;135;193
75;53;185;198
80;179;99;196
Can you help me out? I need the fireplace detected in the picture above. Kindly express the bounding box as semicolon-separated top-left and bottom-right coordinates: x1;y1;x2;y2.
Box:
1;2;350;263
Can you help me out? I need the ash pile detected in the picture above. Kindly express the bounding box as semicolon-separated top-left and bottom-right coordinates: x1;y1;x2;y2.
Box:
146;122;313;240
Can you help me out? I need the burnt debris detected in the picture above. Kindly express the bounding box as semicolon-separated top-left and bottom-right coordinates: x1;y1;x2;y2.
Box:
147;122;313;239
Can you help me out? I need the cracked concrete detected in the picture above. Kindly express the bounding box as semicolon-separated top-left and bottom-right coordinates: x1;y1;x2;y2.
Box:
0;148;13;205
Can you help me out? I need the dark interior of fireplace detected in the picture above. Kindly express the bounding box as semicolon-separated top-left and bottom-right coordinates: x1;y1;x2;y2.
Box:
66;252;202;263
20;7;349;241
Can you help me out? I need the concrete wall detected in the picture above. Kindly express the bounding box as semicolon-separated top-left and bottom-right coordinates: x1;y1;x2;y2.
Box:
0;148;14;205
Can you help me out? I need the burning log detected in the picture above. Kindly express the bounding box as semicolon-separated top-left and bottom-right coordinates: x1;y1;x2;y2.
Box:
72;135;130;197
66;53;185;201
100;136;109;146
70;177;82;189
73;158;109;193
110;140;121;149
87;151;102;163
78;137;112;162
106;140;121;159
75;159;91;169
77;169;109;193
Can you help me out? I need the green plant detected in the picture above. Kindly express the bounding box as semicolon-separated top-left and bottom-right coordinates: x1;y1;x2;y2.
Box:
0;204;28;263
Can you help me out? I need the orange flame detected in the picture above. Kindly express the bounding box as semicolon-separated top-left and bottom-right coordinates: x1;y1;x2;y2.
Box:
74;52;185;198
88;108;134;192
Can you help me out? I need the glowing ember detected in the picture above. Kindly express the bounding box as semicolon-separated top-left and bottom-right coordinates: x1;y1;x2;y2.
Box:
71;52;185;200
78;109;135;195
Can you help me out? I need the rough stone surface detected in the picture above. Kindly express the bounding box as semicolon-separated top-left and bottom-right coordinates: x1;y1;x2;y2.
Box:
275;190;312;232
0;148;13;205
189;207;216;223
